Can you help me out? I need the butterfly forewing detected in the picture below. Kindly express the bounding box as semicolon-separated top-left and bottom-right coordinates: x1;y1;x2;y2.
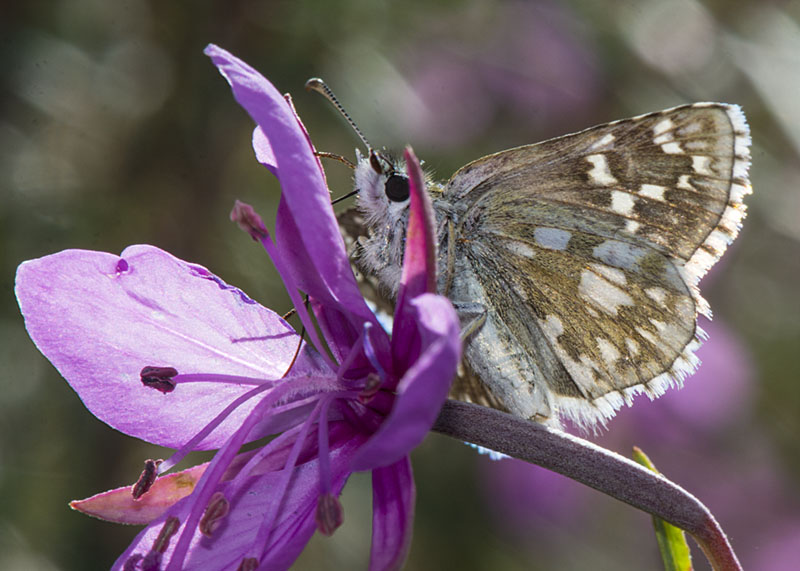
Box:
443;103;751;427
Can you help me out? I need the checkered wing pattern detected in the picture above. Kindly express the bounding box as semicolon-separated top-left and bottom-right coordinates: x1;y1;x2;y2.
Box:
444;104;751;427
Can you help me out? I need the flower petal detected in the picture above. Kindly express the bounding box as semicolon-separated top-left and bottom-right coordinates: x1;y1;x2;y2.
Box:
369;457;415;571
15;245;311;449
113;422;366;570
71;463;208;525
205;44;374;326
252;126;277;176
352;294;460;470
396;147;437;301
392;148;442;373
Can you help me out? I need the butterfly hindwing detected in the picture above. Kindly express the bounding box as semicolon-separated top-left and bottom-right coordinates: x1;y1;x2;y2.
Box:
443;103;751;427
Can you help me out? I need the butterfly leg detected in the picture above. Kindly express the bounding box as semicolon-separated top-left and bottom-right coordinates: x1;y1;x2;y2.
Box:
440;219;457;297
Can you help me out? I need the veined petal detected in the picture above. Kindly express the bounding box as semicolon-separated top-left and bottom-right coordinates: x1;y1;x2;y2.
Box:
15;245;315;449
370;457;415;571
113;422;366;571
352;294;460;470
205;44;375;328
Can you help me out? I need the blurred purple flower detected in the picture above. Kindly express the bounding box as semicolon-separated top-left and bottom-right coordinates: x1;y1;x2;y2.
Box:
15;45;460;570
749;520;800;571
482;456;588;536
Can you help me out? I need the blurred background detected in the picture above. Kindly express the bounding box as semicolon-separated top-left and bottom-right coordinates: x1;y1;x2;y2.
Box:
2;0;799;569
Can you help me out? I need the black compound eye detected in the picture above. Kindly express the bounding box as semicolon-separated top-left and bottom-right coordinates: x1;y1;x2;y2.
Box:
384;174;410;202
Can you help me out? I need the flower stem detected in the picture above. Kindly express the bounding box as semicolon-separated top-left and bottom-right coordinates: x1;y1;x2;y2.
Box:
432;400;741;571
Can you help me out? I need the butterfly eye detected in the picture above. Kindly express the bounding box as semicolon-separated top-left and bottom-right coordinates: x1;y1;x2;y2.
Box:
384;174;410;202
369;150;384;174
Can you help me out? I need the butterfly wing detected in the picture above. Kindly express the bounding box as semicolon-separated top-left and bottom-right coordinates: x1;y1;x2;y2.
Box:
444;103;751;427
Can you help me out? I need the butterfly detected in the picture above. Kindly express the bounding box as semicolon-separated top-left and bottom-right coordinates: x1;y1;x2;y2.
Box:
310;79;752;429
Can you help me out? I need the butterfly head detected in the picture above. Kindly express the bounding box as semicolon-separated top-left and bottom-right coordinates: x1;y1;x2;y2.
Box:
354;148;411;230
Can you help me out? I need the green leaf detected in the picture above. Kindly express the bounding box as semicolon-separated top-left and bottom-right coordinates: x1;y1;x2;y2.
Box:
632;446;693;571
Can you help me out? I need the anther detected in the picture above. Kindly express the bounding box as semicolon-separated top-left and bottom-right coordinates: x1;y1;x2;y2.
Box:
122;554;143;571
237;557;260;571
138;516;181;570
140;551;161;571
140;367;178;394
315;492;344;536
358;373;382;404
230;200;269;241
199;491;230;537
154;516;181;552
132;458;163;499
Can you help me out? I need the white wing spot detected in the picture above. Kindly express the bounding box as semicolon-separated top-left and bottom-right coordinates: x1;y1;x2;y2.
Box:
644;286;668;305
638;184;666;201
579;269;635;315
635;326;659;347
589;133;615;150
625;338;640;356
590;262;627;285
539;314;564;341
653;131;673;145
692;155;714;175
533;227;572;251
678;121;702;136
592;240;648;271
685;140;708;151
661;141;684;154
625;219;641;233
611;190;636;215
505;240;536;258
596;337;621;367
677;174;695;191
586;154;618;186
653;117;674;136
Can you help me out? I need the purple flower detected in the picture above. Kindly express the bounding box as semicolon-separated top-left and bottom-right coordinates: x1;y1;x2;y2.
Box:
15;44;460;570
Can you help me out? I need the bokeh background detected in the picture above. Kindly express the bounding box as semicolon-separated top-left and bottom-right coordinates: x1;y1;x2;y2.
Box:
2;0;799;569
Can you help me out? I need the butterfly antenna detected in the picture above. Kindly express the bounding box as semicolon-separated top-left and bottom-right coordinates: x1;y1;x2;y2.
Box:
305;78;372;151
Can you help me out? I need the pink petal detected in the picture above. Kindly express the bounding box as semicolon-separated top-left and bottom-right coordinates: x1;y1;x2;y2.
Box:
352;294;460;470
71;463;208;525
15;245;308;449
397;147;437;300
392;148;443;373
369;457;415;571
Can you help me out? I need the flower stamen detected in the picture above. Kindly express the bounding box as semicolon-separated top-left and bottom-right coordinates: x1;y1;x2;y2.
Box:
199;491;230;537
358;373;382;404
237;557;259;571
132;459;163;500
140;367;179;394
315;493;344;536
128;516;180;570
